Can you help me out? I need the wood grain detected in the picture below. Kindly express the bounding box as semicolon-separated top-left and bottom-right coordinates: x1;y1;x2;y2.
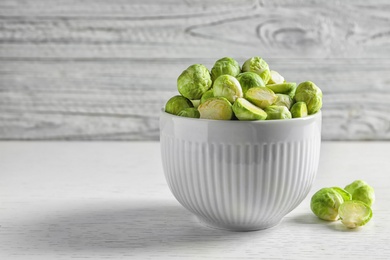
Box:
0;0;389;140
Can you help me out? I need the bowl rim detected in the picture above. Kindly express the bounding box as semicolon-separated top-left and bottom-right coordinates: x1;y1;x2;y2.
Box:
160;108;321;125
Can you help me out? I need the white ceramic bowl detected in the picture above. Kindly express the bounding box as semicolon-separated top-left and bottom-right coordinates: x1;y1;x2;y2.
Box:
160;110;322;231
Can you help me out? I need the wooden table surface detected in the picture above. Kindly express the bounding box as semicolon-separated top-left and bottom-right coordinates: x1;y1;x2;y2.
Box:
1;141;389;259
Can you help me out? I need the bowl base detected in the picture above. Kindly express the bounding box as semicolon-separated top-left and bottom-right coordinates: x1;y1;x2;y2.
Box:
195;216;282;232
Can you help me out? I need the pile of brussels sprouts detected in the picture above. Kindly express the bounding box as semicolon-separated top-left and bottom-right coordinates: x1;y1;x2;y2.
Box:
311;180;375;229
164;56;322;120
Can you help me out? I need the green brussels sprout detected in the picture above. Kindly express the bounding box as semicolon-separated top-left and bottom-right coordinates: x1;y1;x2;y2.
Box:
264;105;292;120
290;101;308;118
177;64;212;100
331;187;352;202
244;87;277;109
236;72;265;93
211;57;241;81
287;84;297;99
339;200;373;229
213;75;243;103
198;97;233;120
200;89;214;104
273;94;293;109
242;56;271;84
310;187;345;221
294;81;323;115
268;70;285;84
266;82;296;94
191;100;200;108
232;97;267;121
165;95;193;115
345;180;375;207
177;107;200;118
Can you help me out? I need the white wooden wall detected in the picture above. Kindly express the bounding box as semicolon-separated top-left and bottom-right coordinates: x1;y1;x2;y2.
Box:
1;0;389;140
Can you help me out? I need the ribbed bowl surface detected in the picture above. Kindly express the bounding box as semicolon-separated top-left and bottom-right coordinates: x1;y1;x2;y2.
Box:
160;111;322;231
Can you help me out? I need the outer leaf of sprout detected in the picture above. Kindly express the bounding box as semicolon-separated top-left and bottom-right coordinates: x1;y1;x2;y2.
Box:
331;187;352;202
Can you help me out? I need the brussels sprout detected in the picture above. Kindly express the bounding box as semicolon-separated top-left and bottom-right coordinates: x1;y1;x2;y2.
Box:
290;102;308;118
331;187;352;202
236;72;265;93
268;70;285;84
198;97;233;120
310;187;345;221
242;56;271;84
244;87;277;109
191;100;200;108
177;64;212;100
213;75;243;103
264;105;292;120
211;57;241;81
200;89;214;104
339;200;373;229
266;82;296;94
345;180;375;207
165;95;193;115
177;107;200;118
294;81;323;115
232;98;267;121
273;94;293;109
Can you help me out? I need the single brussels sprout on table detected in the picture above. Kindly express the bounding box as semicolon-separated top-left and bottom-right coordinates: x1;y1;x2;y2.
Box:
273;94;293;109
236;72;265;93
294;81;323;115
213;75;243;103
268;70;285;84
232;97;267;121
177;64;212;100
211;57;241;81
242;56;271;84
345;180;375;207
339;200;373;229
165;95;193;115
244;87;277;109
310;187;347;221
290;102;308;118
198;97;233;120
265;105;292;120
177;107;200;118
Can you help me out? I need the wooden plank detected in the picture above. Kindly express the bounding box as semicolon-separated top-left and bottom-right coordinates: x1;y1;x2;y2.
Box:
0;1;389;59
0;0;389;140
1;59;390;140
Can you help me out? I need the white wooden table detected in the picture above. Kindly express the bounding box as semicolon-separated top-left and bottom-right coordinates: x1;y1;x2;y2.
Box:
1;142;389;259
